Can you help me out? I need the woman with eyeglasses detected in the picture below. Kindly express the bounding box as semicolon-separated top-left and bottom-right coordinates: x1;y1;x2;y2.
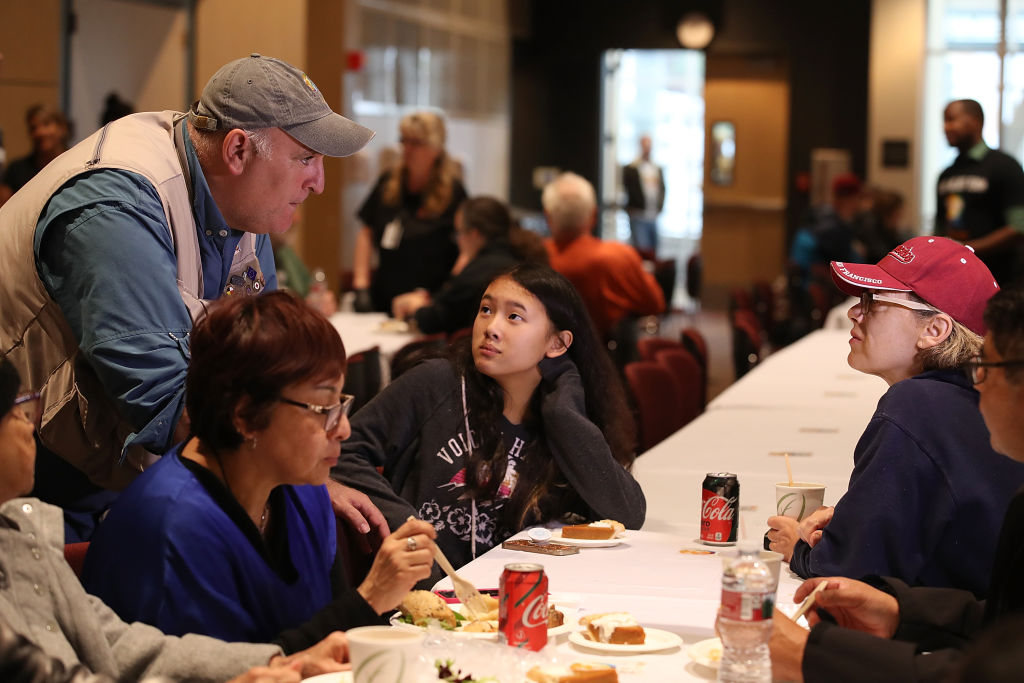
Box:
766;236;1024;597
351;110;467;314
82;292;436;648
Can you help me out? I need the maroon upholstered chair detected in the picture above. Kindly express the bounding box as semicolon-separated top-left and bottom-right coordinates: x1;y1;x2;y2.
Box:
636;337;684;363
64;542;90;580
624;361;685;453
653;347;704;428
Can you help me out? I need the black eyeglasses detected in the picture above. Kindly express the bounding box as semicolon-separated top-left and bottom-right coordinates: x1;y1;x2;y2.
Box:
278;393;355;432
965;357;1024;385
12;392;41;429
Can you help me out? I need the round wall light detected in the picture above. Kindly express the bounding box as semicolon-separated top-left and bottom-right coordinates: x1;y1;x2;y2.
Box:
677;12;715;50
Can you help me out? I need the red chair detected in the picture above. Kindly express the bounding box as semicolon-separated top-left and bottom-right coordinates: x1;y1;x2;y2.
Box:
390;333;447;380
653;348;704;427
343;346;382;416
448;327;472;347
637;337;683;363
680;327;709;407
64;542;90;579
624;361;685;453
732;311;762;380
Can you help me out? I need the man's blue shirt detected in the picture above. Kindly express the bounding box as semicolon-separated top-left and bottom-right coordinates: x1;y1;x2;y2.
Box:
34;123;277;457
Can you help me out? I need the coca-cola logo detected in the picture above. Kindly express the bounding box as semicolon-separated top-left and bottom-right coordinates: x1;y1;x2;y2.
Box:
702;495;737;520
521;595;549;628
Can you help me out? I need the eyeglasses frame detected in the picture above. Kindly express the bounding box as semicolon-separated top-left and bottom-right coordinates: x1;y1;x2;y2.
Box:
965;357;1024;385
859;291;938;316
12;392;41;429
278;393;355;433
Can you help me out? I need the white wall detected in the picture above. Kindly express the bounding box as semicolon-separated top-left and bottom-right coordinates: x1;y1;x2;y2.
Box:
69;0;187;144
867;0;926;232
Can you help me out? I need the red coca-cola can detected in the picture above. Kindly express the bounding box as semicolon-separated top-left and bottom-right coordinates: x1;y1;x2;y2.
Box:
498;562;548;651
701;472;739;545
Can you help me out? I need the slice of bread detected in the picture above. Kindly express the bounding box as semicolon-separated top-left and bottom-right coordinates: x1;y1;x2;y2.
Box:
526;663;618;682
399;590;457;629
578;612;645;645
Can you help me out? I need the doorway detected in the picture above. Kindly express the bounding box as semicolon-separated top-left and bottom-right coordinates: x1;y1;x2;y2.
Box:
600;48;706;307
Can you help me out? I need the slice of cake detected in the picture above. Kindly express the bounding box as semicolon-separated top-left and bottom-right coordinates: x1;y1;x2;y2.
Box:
578;612;645;645
560;520;625;540
527;662;618;682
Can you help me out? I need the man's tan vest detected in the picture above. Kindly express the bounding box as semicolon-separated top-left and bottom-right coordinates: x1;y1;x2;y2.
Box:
0;111;258;490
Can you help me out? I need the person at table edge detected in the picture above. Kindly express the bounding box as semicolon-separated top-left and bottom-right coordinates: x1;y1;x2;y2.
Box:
769;287;1024;682
767;237;1024;598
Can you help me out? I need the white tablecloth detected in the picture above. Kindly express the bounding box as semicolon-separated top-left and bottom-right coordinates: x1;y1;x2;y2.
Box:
328;312;419;384
430;329;888;681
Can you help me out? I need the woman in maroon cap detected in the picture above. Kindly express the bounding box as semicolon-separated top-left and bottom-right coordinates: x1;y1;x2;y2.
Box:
766;236;1024;598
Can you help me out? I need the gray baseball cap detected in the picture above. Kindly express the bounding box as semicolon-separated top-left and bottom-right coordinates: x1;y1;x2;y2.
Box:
189;53;374;157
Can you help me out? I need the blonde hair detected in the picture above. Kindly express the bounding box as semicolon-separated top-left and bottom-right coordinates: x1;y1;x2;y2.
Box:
910;293;983;370
541;172;596;235
381;110;459;218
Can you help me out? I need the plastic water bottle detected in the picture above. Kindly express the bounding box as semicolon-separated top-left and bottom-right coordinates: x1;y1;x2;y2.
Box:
718;541;777;682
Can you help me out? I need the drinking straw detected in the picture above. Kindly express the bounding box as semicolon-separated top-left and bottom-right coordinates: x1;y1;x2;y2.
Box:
785;452;794;487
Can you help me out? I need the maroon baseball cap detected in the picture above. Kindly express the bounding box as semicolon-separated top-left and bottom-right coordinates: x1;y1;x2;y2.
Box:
830;236;999;335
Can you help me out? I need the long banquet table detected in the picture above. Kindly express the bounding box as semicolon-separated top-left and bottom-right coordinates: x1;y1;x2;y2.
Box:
431;330;889;681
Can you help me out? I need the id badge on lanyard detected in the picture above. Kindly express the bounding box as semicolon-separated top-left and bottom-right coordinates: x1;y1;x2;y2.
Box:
381;218;404;250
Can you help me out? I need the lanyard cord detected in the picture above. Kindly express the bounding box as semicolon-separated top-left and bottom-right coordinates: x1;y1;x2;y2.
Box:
461;375;477;560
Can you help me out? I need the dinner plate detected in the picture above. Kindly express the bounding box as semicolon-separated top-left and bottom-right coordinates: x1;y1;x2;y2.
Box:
390;604;576;640
550;529;624;548
687;637;722;669
568;627;683;653
301;672;352;683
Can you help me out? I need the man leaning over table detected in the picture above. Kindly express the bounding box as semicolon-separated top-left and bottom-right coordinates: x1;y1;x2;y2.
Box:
769;287;1024;682
0;53;386;543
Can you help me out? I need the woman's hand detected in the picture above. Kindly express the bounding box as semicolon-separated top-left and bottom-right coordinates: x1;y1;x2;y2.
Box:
326;479;390;554
765;515;801;561
357;519;436;614
798;506;834;547
266;632;349;679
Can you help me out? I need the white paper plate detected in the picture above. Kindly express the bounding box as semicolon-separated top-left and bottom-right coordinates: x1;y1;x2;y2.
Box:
550;529;624;548
302;672;352;683
568;627;683;653
390;604;575;640
687;637;722;669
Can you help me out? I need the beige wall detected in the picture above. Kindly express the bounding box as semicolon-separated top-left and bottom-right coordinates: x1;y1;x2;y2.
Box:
0;0;62;162
867;0;925;232
702;59;790;307
195;1;307;99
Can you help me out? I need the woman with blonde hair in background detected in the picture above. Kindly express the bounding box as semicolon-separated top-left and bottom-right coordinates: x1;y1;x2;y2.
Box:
352;110;467;313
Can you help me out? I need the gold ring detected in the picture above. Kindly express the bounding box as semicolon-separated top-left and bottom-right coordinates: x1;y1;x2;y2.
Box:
406;536;418;551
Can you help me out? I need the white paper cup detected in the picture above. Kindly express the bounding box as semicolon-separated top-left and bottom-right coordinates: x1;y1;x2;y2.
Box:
348;626;426;683
775;482;826;522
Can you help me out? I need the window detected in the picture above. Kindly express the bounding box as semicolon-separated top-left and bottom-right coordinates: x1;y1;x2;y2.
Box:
923;0;1024;230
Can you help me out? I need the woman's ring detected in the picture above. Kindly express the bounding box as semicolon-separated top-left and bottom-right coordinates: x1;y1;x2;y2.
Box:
406;536;418;551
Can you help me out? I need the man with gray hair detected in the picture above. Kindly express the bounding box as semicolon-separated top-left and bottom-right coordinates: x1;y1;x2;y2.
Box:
0;54;383;541
544;172;665;338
